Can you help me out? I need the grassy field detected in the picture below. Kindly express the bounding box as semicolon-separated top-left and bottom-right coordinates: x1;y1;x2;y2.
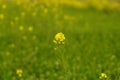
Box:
0;0;120;80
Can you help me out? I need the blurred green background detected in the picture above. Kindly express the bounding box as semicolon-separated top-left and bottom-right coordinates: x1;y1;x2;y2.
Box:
0;0;120;80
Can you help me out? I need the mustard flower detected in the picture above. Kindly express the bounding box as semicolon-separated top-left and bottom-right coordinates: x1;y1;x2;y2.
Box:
99;73;107;79
16;69;23;77
28;26;33;32
0;14;4;20
32;12;37;16
2;4;7;9
21;12;26;17
53;32;65;44
19;25;24;31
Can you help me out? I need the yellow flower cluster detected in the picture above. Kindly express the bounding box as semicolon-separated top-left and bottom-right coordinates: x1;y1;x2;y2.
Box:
0;14;4;20
2;4;7;9
16;69;23;77
99;73;107;79
19;25;24;31
53;32;65;44
28;26;33;32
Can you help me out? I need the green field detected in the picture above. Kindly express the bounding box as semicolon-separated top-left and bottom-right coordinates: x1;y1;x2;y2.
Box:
0;1;120;80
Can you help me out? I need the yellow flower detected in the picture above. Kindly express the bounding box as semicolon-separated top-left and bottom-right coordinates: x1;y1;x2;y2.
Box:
53;40;57;44
54;47;58;50
21;12;26;17
99;73;107;79
53;32;65;44
0;14;4;20
44;8;48;14
6;51;10;56
19;26;24;31
32;12;37;16
2;4;7;9
55;32;65;41
28;26;33;32
64;15;70;20
16;69;23;77
16;0;21;5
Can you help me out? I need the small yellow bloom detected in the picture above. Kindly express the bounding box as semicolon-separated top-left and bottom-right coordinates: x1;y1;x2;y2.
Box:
28;26;33;32
99;73;107;79
64;15;69;20
16;69;23;77
62;42;65;44
53;40;57;44
2;4;7;9
32;12;36;16
55;32;65;41
19;26;24;31
44;8;48;14
0;14;4;20
16;0;21;5
6;51;10;56
54;47;58;50
53;32;65;44
21;12;26;17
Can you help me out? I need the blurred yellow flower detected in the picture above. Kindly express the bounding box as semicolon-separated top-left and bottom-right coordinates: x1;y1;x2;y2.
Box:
16;0;21;5
19;26;24;31
6;51;10;56
54;47;58;50
0;14;4;20
2;4;7;9
110;3;119;10
28;26;33;32
44;8;48;14
22;35;27;40
53;32;65;44
64;15;70;20
55;32;65;41
99;73;107;79
21;12;26;17
16;69;23;77
32;12;37;16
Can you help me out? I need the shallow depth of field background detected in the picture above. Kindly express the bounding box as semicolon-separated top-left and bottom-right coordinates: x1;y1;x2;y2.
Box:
0;0;120;80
